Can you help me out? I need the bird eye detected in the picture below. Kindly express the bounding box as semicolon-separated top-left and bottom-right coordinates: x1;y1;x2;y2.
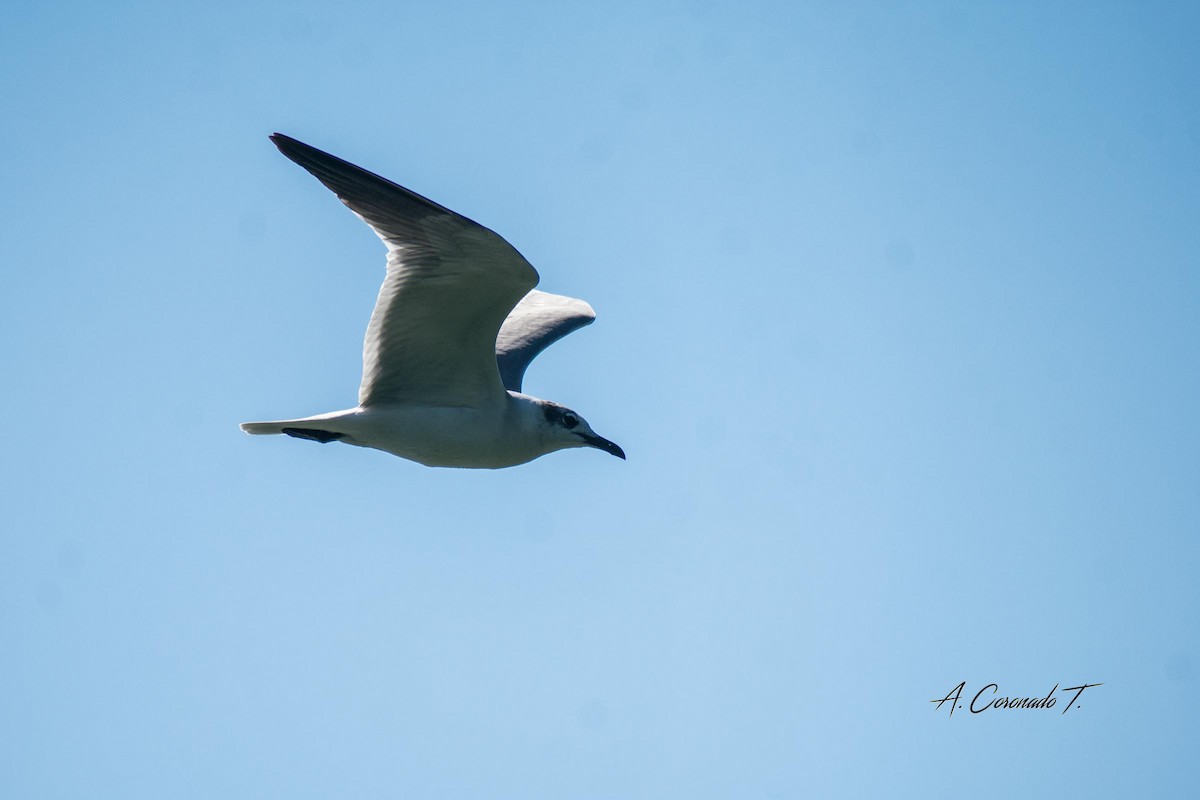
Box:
562;412;579;429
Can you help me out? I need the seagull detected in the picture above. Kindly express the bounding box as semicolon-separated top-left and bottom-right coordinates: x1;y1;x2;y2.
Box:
241;134;624;469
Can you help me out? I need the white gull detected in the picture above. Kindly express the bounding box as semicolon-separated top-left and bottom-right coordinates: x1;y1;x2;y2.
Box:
241;134;624;469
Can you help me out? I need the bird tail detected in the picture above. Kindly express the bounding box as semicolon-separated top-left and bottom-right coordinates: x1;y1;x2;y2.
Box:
240;414;350;444
240;420;290;435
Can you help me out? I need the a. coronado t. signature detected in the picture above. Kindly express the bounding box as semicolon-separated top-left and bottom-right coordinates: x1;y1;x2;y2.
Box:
931;682;1102;718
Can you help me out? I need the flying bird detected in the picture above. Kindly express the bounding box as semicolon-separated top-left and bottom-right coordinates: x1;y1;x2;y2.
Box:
241;134;624;468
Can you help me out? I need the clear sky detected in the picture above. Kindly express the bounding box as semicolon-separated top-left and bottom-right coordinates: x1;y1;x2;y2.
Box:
3;1;1198;797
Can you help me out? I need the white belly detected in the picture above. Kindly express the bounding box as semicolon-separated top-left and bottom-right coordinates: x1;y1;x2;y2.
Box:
317;403;546;468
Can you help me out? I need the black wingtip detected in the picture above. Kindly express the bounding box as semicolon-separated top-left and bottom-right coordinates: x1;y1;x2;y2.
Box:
270;132;321;157
264;131;475;225
269;132;304;154
267;133;347;178
268;132;361;175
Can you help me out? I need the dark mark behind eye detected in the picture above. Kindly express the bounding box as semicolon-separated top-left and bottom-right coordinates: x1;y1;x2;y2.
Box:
541;405;579;429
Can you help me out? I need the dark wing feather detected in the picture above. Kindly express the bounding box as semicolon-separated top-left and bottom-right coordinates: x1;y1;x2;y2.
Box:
496;290;596;392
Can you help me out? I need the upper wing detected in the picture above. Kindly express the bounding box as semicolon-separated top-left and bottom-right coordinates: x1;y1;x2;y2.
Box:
495;290;595;392
271;134;539;408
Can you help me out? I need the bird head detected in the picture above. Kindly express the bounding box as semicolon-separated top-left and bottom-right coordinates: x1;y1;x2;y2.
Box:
538;401;625;460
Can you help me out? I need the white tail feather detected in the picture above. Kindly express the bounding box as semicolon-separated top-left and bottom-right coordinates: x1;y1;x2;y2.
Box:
240;421;290;435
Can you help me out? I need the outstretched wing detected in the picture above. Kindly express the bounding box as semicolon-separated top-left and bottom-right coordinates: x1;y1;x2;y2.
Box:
495;290;595;392
271;133;539;408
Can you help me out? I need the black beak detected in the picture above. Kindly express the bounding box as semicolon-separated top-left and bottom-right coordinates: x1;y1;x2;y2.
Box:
580;432;626;460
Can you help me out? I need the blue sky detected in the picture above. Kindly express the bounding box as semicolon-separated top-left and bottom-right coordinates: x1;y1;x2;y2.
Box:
2;1;1198;797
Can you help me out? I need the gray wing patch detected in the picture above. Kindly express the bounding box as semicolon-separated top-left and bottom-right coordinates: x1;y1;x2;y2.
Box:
495;290;596;392
270;133;539;409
